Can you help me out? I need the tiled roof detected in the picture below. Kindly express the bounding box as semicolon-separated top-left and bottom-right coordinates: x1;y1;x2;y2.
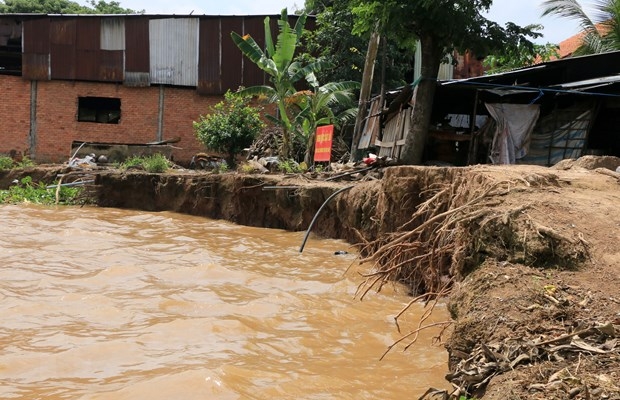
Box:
557;22;610;58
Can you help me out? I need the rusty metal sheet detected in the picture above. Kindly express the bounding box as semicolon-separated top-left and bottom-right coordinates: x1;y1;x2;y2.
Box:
23;18;50;54
99;50;123;81
220;17;243;92
50;18;76;45
75;49;100;80
149;18;199;86
241;16;265;88
50;44;75;79
197;17;221;95
22;53;50;81
101;17;125;50
124;71;150;87
125;17;149;73
76;17;100;50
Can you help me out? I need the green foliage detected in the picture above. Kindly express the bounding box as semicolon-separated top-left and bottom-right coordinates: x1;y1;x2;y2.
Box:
86;0;142;14
277;159;306;173
15;156;34;169
141;153;170;173
289;80;360;164
342;0;543;164
231;8;328;159
0;155;35;170
484;42;560;73
301;1;414;92
349;0;542;59
0;176;81;205
119;155;144;169
542;0;620;55
193;91;265;166
119;154;171;173
214;162;229;174
0;0;140;14
0;156;13;171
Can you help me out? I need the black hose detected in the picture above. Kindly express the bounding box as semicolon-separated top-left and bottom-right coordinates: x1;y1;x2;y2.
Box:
298;185;355;253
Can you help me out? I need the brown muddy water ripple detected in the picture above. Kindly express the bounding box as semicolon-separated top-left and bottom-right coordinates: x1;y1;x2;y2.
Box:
0;204;449;399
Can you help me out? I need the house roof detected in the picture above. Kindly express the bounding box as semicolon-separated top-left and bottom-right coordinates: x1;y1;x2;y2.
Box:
433;50;620;115
441;50;620;95
556;22;610;58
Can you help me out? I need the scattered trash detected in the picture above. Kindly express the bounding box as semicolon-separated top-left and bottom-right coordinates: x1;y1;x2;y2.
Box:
68;153;97;168
334;250;348;255
189;153;227;170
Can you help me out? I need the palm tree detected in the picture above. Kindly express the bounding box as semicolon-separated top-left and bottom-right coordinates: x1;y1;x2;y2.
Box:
542;0;620;55
231;9;328;159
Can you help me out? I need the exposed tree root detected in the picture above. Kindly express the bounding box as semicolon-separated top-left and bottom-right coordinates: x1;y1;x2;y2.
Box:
356;173;514;297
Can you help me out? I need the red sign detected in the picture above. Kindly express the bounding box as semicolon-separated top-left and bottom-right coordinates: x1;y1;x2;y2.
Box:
314;124;334;162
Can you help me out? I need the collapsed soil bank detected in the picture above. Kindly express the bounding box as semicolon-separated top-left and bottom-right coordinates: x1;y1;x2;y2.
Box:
2;159;620;399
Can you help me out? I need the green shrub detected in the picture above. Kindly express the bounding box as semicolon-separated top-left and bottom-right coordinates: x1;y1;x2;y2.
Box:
15;156;35;168
142;153;170;173
0;156;13;171
193;90;265;167
0;155;36;170
277;159;306;173
119;154;171;173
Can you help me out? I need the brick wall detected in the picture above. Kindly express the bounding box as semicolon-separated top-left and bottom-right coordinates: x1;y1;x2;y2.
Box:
162;87;219;163
0;75;32;157
0;75;222;164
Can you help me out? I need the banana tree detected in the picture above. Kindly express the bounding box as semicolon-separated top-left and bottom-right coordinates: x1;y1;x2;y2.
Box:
231;9;328;159
288;74;360;165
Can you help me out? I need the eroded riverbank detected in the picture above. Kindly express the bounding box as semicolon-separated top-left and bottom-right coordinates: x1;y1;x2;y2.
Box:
2;158;620;399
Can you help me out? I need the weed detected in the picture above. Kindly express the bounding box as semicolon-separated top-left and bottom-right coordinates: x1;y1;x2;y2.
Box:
142;153;170;173
119;154;171;173
278;159;304;173
0;156;13;171
0;176;81;205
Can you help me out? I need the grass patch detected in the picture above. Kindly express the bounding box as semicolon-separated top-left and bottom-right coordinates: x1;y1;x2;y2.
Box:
119;154;171;173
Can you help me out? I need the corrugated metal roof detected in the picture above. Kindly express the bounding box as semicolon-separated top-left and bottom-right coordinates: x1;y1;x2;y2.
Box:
99;50;123;81
220;18;243;91
75;49;99;80
50;43;76;79
49;19;77;79
198;17;221;94
101;17;125;50
125;17;149;73
23;18;50;54
149;18;199;86
22;53;50;80
22;17;51;80
241;16;266;88
50;18;76;45
553;75;620;90
124;71;150;87
76;17;100;50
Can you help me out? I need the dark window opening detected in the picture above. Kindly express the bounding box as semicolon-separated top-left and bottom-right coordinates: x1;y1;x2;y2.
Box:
0;20;22;76
78;97;121;124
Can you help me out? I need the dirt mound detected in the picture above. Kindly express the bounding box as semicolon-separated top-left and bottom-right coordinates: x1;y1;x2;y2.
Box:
348;162;619;399
552;155;620;171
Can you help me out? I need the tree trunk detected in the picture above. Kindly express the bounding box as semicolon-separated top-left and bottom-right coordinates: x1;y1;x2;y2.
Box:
350;29;380;162
400;36;443;165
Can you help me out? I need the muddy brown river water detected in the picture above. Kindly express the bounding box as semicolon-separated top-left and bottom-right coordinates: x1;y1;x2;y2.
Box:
1;204;450;399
